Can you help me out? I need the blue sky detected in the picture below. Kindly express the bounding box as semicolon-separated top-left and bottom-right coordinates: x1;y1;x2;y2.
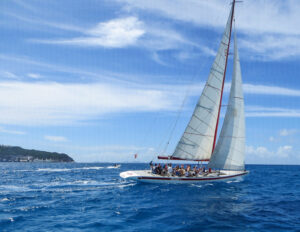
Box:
0;0;300;164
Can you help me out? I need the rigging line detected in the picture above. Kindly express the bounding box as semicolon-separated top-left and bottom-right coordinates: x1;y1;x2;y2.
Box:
140;115;161;162
161;92;189;155
156;63;213;158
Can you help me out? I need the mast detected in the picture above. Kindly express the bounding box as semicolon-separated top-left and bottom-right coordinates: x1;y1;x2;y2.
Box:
211;0;236;154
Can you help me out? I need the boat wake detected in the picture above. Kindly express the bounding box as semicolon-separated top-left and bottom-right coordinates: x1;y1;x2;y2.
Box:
14;165;121;173
107;165;121;169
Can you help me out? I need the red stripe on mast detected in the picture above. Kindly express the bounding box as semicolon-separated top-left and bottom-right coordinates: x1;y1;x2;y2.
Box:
212;0;236;154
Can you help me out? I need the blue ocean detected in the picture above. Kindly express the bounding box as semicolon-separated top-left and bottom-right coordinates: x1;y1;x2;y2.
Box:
0;163;299;232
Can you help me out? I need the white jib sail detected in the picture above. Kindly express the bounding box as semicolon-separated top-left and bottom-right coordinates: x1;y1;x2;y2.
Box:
172;6;234;161
208;31;245;171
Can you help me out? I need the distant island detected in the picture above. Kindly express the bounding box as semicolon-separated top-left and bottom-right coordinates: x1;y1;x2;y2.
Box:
0;145;74;162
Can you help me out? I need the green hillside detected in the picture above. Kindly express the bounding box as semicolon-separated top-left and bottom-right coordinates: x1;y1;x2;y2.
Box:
0;145;74;162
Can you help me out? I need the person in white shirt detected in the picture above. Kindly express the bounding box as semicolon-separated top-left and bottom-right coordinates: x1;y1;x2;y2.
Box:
168;163;173;175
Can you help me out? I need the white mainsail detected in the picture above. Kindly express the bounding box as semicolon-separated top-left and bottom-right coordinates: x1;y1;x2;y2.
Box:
208;31;245;171
171;6;234;161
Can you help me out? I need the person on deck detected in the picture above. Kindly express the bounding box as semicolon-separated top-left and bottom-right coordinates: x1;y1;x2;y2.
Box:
187;165;193;177
157;164;162;175
179;165;185;177
152;164;157;174
150;161;153;171
168;164;173;175
174;165;180;176
192;166;197;176
161;164;168;176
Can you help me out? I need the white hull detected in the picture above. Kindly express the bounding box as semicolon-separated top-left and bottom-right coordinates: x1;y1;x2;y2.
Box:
120;170;249;184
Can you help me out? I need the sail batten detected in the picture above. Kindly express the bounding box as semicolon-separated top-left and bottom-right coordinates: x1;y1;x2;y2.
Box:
171;5;234;161
208;30;246;171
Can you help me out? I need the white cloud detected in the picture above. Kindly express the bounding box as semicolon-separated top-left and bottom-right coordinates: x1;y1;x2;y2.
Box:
242;83;300;97
44;135;67;142
0;81;183;126
0;54;125;83
27;73;42;79
240;35;300;60
120;0;300;60
33;17;145;48
246;145;294;162
279;129;297;137
0;80;299;126
0;127;25;135
246;106;300;118
48;144;155;162
277;145;293;158
29;16;213;60
121;0;300;36
0;71;19;79
4;11;84;33
269;136;275;142
151;52;169;66
82;145;155;163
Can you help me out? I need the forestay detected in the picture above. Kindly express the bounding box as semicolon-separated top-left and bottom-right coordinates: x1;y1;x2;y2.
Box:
171;6;234;161
208;32;245;171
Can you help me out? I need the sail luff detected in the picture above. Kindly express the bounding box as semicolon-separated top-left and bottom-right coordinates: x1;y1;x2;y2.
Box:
170;4;235;161
208;29;246;171
212;0;236;154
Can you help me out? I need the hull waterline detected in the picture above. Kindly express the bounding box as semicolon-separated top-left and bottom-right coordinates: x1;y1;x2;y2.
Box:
120;170;249;184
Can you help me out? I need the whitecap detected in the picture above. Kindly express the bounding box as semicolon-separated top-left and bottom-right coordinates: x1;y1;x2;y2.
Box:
205;183;214;186
107;165;121;169
0;185;30;192
37;168;71;172
77;167;104;170
117;183;136;188
36;167;104;172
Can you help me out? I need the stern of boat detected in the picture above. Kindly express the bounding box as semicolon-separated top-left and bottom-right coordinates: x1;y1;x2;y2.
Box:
120;170;151;180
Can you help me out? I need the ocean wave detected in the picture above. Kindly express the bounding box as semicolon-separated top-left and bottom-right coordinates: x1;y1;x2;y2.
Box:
14;166;111;172
107;165;121;169
37;168;71;172
0;164;299;231
79;167;104;170
117;182;137;188
36;167;105;172
0;185;31;193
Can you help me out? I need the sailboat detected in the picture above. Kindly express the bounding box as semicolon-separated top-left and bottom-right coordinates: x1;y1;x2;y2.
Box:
120;0;249;183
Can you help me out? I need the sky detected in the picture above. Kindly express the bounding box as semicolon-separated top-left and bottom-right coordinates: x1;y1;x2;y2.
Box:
0;0;299;164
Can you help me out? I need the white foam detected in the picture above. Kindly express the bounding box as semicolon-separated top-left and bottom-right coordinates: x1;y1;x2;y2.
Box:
37;168;71;172
190;184;203;188
118;183;136;188
205;183;214;186
36;166;104;172
0;185;31;193
78;167;104;170
107;165;121;169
